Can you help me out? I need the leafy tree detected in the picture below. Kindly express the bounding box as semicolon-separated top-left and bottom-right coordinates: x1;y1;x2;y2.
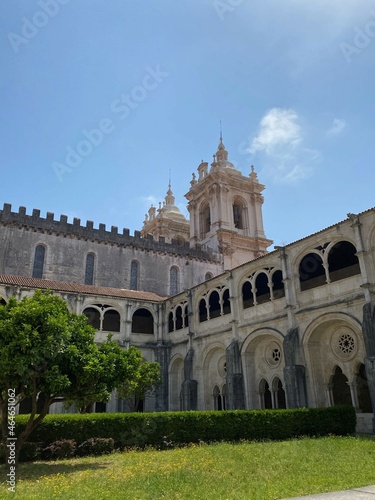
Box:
0;290;158;471
117;360;161;412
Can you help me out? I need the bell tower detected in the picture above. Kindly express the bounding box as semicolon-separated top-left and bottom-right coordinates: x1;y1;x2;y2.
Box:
185;136;272;269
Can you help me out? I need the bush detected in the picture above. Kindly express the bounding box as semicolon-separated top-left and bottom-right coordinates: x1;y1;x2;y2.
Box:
76;437;114;456
42;439;76;460
10;406;356;453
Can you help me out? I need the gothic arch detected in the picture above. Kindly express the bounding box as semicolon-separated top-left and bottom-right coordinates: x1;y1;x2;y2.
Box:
201;344;227;410
259;379;272;409
330;366;353;407
271;376;287;409
241;328;285;410
303;313;364;408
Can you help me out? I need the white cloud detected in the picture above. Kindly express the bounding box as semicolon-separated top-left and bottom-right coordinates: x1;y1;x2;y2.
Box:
326;118;346;137
247;108;318;184
249;108;301;154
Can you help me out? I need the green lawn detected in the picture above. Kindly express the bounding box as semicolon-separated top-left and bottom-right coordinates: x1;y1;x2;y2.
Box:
1;436;375;499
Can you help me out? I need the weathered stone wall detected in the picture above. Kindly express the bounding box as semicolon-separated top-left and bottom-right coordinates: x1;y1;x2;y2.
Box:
0;204;223;296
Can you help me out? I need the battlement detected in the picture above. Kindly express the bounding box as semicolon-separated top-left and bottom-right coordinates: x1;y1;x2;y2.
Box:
0;203;220;262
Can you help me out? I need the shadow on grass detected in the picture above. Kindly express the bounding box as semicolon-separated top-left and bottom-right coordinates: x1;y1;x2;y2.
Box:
0;459;112;482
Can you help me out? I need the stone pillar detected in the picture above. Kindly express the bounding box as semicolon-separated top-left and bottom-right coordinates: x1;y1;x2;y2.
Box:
181;348;198;410
362;302;375;433
283;327;308;408
226;339;245;410
154;344;170;412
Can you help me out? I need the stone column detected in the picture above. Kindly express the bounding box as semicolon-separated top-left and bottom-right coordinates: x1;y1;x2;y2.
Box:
226;339;245;410
154;343;170;412
283;327;308;408
362;301;375;433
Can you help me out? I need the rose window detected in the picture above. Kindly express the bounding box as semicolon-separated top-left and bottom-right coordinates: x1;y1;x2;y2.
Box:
338;334;355;354
272;348;281;362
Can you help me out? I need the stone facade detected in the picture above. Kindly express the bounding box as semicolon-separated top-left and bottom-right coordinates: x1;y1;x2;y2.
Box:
0;137;374;432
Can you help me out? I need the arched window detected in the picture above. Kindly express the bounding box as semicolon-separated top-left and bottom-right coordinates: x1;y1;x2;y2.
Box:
85;253;95;285
255;273;270;304
170;267;179;295
213;386;223;411
83;305;120;332
209;291;221;319
130;261;139;290
331;366;352;407
242;281;254;309
199;298;208;322
272;270;285;300
102;309;121;332
299;252;326;291
83;307;101;330
32;245;45;278
259;379;272;409
273;378;286;409
205;272;213;281
200;203;211;237
233;203;243;229
328;241;360;282
132;308;154;334
222;289;231;315
175;306;183;330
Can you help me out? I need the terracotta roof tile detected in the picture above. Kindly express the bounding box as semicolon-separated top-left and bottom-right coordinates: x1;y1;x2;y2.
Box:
0;274;166;302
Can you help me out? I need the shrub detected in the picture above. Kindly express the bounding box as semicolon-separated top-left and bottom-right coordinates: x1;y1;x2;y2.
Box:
10;406;356;453
76;437;114;456
42;439;76;460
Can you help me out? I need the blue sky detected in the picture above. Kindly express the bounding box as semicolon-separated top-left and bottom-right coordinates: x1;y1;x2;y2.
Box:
1;0;374;249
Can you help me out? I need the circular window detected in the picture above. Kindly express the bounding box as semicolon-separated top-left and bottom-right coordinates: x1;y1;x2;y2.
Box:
266;342;282;367
338;334;355;354
331;327;357;360
218;357;227;377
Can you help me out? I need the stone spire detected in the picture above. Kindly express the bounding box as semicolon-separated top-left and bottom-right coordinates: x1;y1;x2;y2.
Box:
165;182;175;207
211;134;236;171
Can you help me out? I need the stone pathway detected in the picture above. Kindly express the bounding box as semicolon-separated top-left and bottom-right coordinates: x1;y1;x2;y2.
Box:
282;485;375;499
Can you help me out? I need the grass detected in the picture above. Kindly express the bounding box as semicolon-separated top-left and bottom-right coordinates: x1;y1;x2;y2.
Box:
1;436;375;499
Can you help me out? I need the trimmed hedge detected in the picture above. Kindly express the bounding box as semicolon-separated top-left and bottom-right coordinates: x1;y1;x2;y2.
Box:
11;406;355;451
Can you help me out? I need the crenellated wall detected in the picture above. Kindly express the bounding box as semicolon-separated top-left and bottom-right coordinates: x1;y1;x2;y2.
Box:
0;203;223;295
